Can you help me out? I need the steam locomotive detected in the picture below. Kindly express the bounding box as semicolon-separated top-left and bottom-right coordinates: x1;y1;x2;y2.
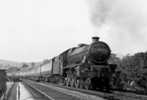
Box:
14;36;117;91
51;36;117;90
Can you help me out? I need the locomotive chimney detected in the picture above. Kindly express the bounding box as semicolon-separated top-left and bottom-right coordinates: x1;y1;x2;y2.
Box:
92;36;99;43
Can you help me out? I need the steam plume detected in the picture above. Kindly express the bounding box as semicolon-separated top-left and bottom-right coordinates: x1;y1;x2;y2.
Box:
87;0;147;55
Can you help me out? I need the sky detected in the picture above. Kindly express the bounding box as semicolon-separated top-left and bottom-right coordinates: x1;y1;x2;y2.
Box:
0;0;147;62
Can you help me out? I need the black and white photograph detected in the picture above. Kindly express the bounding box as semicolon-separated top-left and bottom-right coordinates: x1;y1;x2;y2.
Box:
0;0;147;100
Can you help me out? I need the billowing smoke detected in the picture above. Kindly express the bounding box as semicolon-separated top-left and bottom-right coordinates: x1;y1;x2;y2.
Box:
87;0;147;55
88;0;115;26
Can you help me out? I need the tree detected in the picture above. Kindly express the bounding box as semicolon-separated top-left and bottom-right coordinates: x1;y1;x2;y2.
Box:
22;63;29;68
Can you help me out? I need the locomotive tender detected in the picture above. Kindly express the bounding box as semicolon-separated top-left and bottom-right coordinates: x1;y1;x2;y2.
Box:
18;36;117;91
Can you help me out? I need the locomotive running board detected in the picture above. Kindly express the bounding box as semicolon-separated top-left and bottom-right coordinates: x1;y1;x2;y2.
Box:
63;64;81;69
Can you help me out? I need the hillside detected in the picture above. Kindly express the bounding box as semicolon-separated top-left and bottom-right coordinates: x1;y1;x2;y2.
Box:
0;59;22;69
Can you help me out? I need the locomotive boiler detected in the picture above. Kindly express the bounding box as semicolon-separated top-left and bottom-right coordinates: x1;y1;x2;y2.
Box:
51;36;117;90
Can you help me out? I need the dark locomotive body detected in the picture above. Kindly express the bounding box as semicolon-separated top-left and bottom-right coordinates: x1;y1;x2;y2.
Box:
51;37;117;90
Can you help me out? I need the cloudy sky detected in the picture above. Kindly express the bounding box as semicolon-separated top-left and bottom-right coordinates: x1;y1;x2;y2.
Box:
0;0;147;62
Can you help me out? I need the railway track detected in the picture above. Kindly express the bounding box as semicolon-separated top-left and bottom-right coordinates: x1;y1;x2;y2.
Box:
51;84;147;100
56;84;147;100
48;83;147;100
6;82;18;100
23;80;147;100
23;80;105;100
22;82;52;100
7;82;54;100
